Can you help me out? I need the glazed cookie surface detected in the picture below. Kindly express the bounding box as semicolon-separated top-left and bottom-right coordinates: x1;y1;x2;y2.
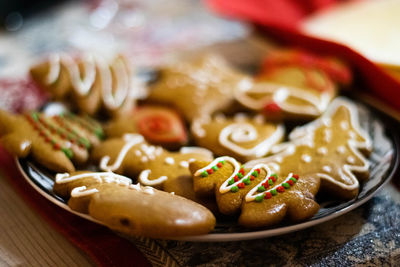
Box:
53;171;216;238
0;110;103;172
192;113;284;162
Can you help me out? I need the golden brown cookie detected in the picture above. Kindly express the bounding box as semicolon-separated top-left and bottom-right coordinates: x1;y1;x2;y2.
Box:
146;54;251;122
0;110;103;172
189;157;320;228
235;50;351;121
105;105;188;149
90;134;216;208
192;113;284;162
30;53;138;117
245;97;371;199
53;171;216;238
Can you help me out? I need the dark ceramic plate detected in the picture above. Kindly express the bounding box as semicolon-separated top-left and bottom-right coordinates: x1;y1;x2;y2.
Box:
16;98;400;241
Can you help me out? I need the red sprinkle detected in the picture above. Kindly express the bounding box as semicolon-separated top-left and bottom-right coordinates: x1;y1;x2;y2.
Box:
239;169;245;175
53;143;61;150
44;136;51;143
277;186;285;193
293;174;299;180
238;182;245;189
216;162;223;168
250;175;255;181
269;176;276;182
263;102;281;113
288;180;294;186
262;183;269;189
234;176;239;182
256;169;261;174
207;169;213;174
264;192;272;199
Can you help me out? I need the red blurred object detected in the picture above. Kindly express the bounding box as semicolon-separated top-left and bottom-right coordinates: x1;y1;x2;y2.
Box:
207;0;400;112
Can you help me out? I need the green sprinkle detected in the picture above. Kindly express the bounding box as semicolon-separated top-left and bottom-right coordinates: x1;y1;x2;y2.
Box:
79;137;91;149
283;182;290;189
51;139;56;145
220;160;225;165
290;177;297;183
212;166;218;171
252;171;258;177
231;186;239;193
201;171;208;177
271;173;278;178
237;173;244;179
31;112;39;121
271;189;277;196
61;148;74;159
268;179;274;186
255;194;264;202
228;178;235;185
95;128;105;139
257;186;266;192
244;178;251;185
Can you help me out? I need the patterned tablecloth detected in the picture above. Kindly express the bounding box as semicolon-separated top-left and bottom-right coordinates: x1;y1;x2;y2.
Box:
1;1;400;266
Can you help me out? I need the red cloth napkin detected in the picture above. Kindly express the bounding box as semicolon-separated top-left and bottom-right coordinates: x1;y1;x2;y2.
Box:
207;0;400;111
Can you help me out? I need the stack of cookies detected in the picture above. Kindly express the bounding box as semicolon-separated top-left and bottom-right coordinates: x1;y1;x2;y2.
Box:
0;50;373;239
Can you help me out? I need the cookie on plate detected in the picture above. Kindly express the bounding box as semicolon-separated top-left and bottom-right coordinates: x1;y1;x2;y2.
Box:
105;105;188;149
235;50;352;120
146;54;251;122
53;171;216;238
0;109;103;172
91;134;217;210
30;53;138;117
192;113;284;162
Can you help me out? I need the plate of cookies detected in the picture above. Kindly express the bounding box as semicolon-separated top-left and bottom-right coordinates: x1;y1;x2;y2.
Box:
3;49;399;241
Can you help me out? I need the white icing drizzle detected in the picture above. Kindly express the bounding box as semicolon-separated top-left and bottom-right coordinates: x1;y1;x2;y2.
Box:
194;156;241;193
323;129;332;143
140;156;148;163
235;81;333;116
347;156;356;164
143;186;155;195
301;154;312;163
135;150;142;157
45;53;132;110
340;121;349;130
99;134;144;172
55;172;155;197
219;123;284;158
164;157;175;165
246;172;293;202
71;186;99;197
138;169;168;186
317;147;328;155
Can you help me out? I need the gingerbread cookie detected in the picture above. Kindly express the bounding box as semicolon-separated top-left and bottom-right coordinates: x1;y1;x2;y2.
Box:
235;50;351;120
246;97;371;199
30;53;138;117
53;171;216;238
146;54;251;122
106;105;188;149
192;113;284;162
0;109;103;172
189;157;320;227
91;134;216;207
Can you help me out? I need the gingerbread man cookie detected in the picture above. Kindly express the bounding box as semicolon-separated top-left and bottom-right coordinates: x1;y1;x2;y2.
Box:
30;53;138;117
53;171;216;238
105;105;188;149
91;134;216;208
146;54;251;122
0;109;103;172
192;113;284;162
235;50;351;120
